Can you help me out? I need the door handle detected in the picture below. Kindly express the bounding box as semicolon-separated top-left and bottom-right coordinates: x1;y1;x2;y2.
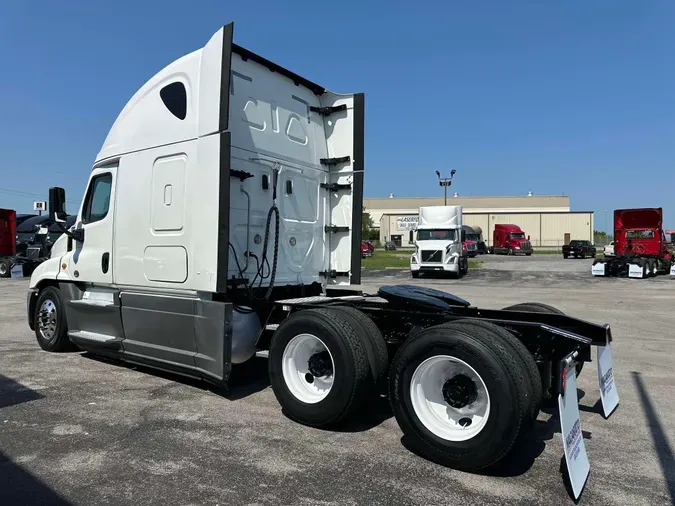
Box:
102;252;110;274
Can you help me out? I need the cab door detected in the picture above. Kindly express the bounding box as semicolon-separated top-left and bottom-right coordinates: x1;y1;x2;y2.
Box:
61;166;116;284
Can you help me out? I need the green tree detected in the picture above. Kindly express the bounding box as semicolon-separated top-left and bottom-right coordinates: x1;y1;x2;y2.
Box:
362;210;373;236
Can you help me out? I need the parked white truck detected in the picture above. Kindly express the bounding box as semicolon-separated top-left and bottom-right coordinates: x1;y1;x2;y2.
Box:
410;206;468;278
27;23;618;499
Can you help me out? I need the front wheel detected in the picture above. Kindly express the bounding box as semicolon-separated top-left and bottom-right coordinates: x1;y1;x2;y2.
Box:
389;323;531;470
0;259;11;278
411;271;420;279
34;286;72;352
507;248;513;256
563;254;569;259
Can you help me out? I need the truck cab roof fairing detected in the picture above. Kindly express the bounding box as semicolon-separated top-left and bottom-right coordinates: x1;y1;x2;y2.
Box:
96;25;233;163
95;24;330;164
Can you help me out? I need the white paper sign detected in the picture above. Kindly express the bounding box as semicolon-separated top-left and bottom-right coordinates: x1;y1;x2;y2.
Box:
597;340;619;418
628;263;643;278
10;264;24;278
559;357;590;500
591;262;605;276
670;263;675;276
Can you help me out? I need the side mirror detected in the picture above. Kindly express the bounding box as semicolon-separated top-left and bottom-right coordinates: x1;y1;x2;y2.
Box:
461;230;466;242
527;235;530;240
49;187;67;223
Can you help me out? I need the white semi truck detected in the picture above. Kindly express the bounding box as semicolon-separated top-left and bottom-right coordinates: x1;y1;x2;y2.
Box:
27;23;618;498
410;206;468;278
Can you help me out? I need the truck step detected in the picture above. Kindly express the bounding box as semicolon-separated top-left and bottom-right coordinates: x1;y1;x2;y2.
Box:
70;299;116;308
68;330;118;343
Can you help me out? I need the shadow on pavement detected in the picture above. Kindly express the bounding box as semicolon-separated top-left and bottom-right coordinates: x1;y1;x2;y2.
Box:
80;352;271;401
632;371;675;504
0;375;45;409
401;394;592;479
0;450;72;505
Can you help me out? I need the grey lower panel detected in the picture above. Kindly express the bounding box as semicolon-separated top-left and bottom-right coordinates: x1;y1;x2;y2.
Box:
60;283;124;341
120;291;233;383
120;292;198;369
194;300;233;383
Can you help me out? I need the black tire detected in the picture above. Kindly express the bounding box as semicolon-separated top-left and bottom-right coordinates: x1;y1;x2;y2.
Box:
268;308;371;428
0;259;11;278
502;302;584;377
581;252;586;259
329;306;389;390
648;258;657;277
450;319;542;426
525;253;532;256
563;254;568;259
411;271;420;279
507;248;513;256
488;247;494;254
389;322;531;471
34;286;72;352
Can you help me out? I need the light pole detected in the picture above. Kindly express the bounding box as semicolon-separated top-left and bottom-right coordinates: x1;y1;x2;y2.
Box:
435;170;456;205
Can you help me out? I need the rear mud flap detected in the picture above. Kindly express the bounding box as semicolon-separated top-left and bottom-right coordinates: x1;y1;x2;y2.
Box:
597;337;619;418
591;262;605;276
559;353;590;500
628;263;644;278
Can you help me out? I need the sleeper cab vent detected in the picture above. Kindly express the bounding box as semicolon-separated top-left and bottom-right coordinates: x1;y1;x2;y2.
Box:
160;82;187;120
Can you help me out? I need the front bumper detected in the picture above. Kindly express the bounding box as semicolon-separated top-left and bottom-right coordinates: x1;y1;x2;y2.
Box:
411;263;460;273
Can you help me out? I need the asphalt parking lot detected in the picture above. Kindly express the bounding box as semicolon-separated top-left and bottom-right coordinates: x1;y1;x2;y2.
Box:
1;256;674;506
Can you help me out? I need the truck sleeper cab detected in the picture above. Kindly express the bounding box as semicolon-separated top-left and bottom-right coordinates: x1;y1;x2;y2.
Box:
27;24;618;496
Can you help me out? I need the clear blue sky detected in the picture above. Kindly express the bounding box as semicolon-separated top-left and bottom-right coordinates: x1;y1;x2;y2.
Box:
1;1;673;231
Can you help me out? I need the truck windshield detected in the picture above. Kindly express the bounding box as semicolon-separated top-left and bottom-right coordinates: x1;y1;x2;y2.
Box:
417;229;457;241
509;232;525;239
626;230;654;239
466;233;479;241
569;240;584;246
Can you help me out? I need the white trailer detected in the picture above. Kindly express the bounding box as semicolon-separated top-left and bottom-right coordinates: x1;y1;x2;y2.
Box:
410;206;468;278
27;23;618;499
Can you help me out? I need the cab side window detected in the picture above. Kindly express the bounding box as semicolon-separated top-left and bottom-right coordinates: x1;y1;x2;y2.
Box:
82;173;112;224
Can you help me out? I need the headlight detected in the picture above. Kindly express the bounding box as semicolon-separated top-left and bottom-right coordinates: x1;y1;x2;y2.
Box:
411;255;417;264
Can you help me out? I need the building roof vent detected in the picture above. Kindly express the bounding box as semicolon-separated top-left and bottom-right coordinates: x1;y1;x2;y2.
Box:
388;193;395;198
453;192;459;197
527;191;533;197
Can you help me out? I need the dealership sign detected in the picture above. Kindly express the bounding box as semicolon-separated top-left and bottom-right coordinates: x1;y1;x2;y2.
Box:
396;216;419;230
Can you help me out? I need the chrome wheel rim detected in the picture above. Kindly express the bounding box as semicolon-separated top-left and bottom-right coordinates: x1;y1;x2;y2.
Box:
37;299;57;340
0;263;6;275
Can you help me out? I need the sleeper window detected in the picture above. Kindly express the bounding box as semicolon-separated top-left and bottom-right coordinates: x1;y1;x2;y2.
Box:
83;173;112;224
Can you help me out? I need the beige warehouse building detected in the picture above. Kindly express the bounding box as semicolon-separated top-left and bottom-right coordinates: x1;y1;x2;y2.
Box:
366;195;594;248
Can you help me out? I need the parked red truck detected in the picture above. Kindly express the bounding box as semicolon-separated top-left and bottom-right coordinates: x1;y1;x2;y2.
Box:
0;208;17;278
489;224;532;255
592;207;673;278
